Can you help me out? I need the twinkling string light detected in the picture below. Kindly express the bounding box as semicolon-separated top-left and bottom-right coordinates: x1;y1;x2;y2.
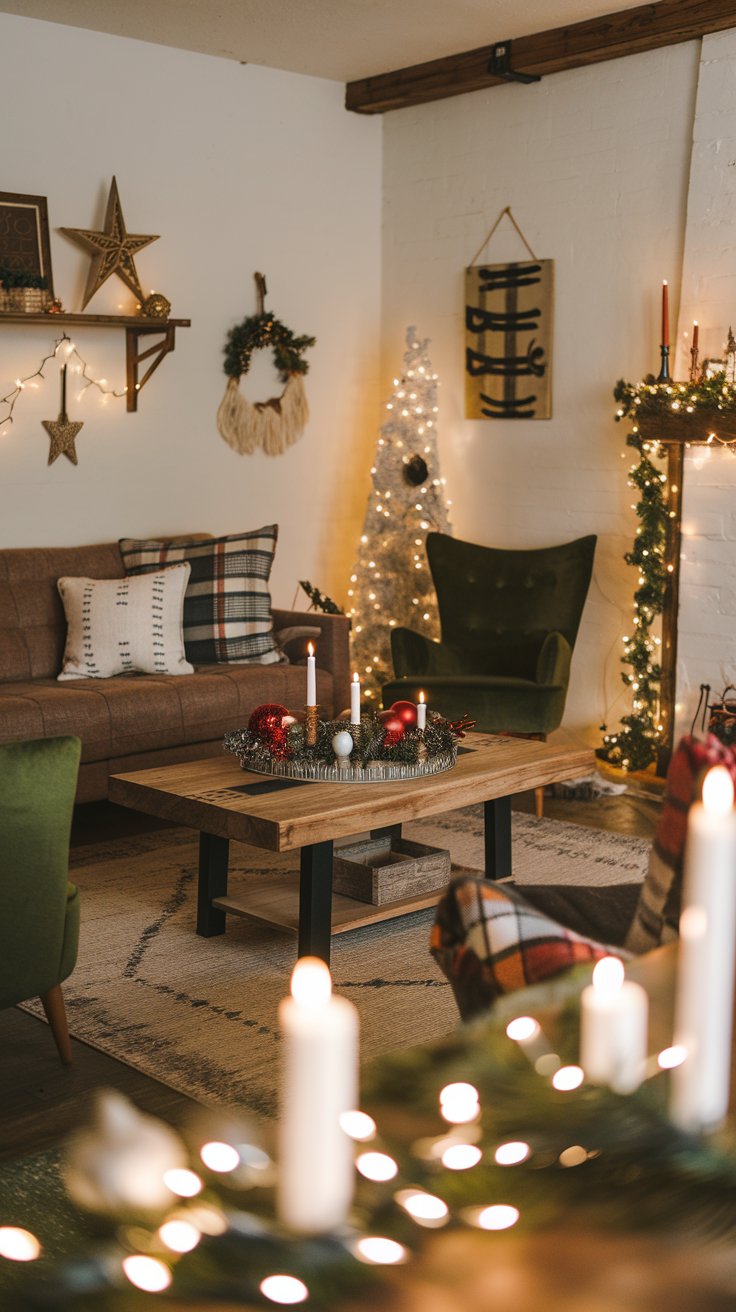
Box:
0;333;126;433
599;371;736;772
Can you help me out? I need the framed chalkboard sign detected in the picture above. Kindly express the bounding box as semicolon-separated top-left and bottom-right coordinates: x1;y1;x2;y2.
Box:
0;191;54;293
465;258;553;420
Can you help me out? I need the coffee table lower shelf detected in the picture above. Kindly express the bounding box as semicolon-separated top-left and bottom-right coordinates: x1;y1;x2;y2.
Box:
211;866;476;937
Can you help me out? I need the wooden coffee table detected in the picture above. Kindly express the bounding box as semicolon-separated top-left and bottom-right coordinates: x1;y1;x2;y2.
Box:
109;733;592;965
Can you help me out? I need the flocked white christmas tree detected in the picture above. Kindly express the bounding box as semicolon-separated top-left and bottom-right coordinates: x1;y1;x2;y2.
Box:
348;327;452;705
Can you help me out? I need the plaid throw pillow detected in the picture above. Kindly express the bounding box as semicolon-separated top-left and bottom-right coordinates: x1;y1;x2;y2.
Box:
120;527;280;666
431;875;621;1022
624;733;736;954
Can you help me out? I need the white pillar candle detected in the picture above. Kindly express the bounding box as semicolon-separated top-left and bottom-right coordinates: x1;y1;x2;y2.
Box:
350;672;361;725
579;956;648;1094
416;691;427;731
671;765;736;1134
306;642;317;707
277;958;359;1234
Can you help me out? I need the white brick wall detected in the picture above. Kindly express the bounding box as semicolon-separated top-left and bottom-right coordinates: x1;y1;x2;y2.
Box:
382;46;700;745
674;30;736;734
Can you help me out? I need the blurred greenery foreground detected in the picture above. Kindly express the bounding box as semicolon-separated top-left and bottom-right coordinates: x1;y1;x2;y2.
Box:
3;965;736;1310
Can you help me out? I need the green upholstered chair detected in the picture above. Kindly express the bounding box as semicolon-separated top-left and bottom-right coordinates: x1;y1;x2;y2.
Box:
384;533;596;813
0;736;82;1064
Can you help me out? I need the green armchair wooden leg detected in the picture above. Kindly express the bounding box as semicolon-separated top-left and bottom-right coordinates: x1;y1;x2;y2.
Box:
40;984;72;1065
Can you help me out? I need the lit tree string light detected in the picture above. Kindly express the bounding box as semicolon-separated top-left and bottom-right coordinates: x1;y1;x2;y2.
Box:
348;328;452;703
598;371;736;772
0;333;126;434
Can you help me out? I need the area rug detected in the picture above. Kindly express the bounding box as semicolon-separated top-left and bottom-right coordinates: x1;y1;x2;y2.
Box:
24;808;648;1118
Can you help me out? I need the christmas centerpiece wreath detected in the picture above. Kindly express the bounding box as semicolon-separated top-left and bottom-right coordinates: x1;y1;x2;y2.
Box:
216;272;316;457
225;703;476;784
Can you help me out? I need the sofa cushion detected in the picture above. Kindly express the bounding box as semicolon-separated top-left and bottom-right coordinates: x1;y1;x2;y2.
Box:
57;566;193;681
120;527;280;666
0;543;126;682
0;664;336;764
0;682;115;762
431;874;623;1022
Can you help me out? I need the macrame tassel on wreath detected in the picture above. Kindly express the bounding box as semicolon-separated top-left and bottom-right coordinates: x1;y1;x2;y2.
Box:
217;276;316;457
216;374;309;457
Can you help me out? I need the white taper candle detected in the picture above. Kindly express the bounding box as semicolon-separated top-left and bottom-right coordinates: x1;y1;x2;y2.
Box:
306;642;317;707
671;766;736;1133
579;956;648;1094
350;673;361;725
277;958;359;1233
416;691;427;731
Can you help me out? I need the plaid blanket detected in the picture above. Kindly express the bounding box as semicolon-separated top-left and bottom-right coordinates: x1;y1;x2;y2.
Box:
625;733;736;954
431;876;622;1022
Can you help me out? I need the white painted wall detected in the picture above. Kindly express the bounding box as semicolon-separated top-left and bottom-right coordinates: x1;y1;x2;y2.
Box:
674;29;736;732
382;45;700;745
0;14;382;608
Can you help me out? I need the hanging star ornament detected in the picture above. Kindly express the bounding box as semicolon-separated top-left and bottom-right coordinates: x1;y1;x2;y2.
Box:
43;365;83;465
60;177;159;309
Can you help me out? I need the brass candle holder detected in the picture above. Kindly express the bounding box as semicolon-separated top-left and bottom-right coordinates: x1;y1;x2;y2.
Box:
304;705;319;748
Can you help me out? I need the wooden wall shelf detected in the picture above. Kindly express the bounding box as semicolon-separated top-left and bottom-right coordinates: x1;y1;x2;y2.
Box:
0;312;191;412
635;408;736;446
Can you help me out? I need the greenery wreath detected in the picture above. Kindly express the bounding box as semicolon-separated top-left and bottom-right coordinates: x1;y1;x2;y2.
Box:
222;311;316;381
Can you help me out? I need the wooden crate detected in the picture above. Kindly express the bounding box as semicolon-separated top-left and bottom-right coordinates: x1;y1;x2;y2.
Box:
333;836;451;906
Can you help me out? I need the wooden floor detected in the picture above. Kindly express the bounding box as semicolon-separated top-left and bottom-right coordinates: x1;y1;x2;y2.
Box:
0;787;660;1163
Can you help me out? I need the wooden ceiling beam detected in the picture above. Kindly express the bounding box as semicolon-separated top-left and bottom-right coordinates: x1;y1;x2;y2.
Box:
345;0;736;114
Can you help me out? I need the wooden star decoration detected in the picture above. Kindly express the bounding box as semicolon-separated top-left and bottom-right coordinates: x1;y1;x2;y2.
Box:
43;415;84;466
60;176;159;309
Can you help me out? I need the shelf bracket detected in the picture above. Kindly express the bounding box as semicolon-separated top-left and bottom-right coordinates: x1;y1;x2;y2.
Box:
125;323;180;412
488;40;541;84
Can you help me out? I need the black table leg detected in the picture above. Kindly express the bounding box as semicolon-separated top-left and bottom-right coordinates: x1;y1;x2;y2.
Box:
197;832;229;936
298;840;334;964
370;824;402;841
484;796;512;881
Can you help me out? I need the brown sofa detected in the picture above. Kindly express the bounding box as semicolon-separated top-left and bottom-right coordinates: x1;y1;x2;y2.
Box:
0;542;351;803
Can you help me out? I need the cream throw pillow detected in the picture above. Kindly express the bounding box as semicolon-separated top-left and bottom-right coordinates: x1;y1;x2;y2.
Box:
57;565;194;680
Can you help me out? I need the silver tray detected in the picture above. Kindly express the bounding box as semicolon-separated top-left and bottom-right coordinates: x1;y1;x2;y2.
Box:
235;747;457;784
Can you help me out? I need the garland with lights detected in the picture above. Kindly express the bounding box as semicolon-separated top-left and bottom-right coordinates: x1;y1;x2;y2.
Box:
13;969;736;1308
0;333;125;433
598;370;736;772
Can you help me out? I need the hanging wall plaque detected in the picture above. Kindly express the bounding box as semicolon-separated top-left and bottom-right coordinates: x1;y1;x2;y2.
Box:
465;257;554;420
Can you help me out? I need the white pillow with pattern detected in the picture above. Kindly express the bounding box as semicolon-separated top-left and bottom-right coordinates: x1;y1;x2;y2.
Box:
57;565;193;680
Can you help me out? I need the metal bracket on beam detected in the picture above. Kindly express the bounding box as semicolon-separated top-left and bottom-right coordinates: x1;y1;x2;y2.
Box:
489;40;541;84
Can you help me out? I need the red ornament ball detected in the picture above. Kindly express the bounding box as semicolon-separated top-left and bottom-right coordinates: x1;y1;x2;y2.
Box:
379;709;405;744
248;703;290;743
389;699;418;729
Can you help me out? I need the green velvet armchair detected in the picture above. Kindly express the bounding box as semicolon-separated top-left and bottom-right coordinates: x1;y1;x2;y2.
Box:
0;736;82;1064
384;533;596;810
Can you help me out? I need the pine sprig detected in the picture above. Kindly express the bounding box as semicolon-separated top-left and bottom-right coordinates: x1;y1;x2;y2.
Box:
299;581;345;615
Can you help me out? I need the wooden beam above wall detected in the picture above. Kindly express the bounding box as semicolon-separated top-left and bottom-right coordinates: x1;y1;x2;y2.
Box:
346;0;736;114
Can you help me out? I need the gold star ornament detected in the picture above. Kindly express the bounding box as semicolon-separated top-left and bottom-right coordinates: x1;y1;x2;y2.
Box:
43;365;83;465
60;177;158;310
43;415;84;466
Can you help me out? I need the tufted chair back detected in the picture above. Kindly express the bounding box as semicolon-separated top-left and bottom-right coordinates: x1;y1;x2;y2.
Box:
425;533;597;677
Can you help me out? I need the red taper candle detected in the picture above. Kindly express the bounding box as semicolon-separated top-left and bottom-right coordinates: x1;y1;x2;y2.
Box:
661;280;669;348
692;320;699;352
